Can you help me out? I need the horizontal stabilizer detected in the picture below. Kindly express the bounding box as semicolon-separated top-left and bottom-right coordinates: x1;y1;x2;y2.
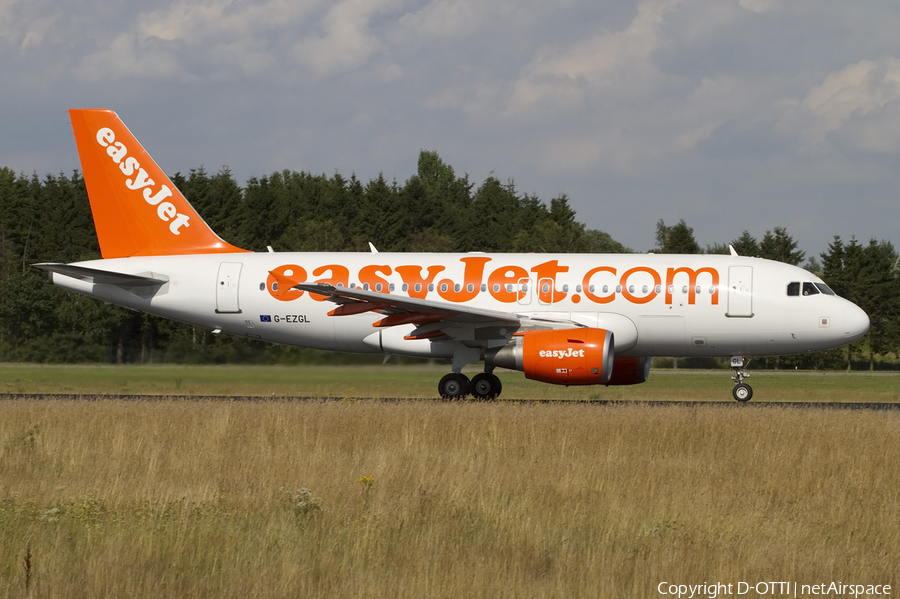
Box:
33;263;168;287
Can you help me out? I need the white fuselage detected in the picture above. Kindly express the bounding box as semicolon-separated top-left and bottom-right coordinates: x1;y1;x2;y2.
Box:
49;252;870;360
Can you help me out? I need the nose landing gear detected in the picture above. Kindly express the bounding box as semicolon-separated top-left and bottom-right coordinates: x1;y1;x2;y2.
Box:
731;355;753;402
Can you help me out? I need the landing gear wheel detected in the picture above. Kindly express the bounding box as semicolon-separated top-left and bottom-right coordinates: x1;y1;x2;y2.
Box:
470;373;502;401
730;355;752;402
732;383;753;402
438;373;470;400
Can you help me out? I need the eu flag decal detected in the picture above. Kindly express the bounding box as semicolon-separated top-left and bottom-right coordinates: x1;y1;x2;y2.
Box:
260;315;272;322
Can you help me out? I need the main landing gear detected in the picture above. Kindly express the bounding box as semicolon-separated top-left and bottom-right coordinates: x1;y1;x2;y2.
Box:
731;355;753;402
438;369;502;401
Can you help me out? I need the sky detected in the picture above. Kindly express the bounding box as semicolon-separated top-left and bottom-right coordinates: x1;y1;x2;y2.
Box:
2;0;900;257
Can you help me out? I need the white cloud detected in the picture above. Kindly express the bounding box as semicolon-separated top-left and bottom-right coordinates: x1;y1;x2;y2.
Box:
6;0;900;254
393;0;485;41
293;0;388;76
135;0;319;45
800;57;900;153
507;0;682;116
77;32;190;81
0;1;62;50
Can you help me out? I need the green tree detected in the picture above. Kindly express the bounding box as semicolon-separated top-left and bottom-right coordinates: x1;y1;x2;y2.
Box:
467;177;522;252
654;219;701;254
760;227;804;265
731;230;760;257
820;237;900;370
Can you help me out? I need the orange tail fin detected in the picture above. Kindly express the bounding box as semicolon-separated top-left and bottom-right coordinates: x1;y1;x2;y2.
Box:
69;109;249;258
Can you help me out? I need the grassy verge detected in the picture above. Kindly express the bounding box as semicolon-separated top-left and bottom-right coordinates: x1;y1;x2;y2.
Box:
1;399;897;598
0;363;898;402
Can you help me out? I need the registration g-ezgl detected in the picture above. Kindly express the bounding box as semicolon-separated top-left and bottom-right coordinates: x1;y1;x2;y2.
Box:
273;315;309;324
37;110;870;401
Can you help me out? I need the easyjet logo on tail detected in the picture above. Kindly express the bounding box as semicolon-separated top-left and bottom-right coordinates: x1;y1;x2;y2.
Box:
95;128;191;235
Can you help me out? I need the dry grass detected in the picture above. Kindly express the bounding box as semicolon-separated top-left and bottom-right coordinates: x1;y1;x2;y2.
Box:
1;399;898;598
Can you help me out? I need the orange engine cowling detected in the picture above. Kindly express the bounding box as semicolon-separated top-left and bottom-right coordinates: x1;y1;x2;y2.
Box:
486;328;613;385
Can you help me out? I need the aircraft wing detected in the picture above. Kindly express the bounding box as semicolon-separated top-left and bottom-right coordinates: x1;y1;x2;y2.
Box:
282;278;583;343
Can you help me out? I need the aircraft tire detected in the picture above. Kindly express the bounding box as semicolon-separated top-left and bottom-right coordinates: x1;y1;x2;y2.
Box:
439;373;470;400
471;373;502;401
732;383;753;402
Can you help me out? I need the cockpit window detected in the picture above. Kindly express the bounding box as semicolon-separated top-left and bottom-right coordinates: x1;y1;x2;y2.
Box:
789;281;835;297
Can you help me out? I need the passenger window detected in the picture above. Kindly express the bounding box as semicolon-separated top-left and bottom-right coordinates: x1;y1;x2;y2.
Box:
802;282;819;296
787;282;800;296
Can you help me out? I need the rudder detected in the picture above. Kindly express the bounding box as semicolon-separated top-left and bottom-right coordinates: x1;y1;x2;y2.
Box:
69;109;248;258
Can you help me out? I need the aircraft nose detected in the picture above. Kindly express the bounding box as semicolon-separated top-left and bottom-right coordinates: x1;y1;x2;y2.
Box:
841;303;870;343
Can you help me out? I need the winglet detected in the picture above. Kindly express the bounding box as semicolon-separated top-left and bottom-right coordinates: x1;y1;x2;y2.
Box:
69;109;249;258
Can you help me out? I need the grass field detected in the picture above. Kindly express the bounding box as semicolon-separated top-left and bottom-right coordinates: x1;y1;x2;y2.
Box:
1;363;899;402
1;366;899;598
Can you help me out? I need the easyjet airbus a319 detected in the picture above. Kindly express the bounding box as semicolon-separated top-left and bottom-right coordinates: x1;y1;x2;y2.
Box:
36;110;870;401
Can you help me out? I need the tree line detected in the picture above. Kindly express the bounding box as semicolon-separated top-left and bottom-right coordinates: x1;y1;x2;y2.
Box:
0;152;897;369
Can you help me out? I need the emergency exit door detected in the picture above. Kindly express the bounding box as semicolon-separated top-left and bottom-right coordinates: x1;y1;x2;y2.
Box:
726;266;753;317
216;262;243;314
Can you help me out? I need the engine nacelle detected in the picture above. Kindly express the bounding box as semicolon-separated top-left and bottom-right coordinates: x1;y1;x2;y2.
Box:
486;328;613;385
606;355;652;385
